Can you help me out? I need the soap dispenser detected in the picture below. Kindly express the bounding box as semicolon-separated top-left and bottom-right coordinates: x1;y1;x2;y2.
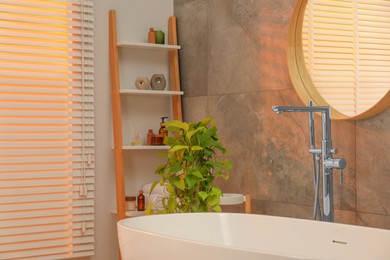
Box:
159;117;168;137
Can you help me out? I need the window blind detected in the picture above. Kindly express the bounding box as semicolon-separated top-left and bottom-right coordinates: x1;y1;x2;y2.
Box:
302;0;390;116
0;0;95;259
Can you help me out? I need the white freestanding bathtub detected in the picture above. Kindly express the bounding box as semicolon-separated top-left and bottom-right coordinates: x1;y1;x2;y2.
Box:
117;213;390;260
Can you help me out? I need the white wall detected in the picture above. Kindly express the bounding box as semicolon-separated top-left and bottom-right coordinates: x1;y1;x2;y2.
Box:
73;1;174;259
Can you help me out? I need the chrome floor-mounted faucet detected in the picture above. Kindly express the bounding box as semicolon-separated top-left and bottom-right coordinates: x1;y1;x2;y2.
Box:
272;102;346;222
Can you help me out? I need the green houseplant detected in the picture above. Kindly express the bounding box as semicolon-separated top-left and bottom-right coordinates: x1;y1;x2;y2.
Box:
146;117;232;214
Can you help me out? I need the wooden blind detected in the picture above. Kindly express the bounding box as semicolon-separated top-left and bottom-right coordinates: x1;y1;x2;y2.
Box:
0;0;95;259
302;0;390;116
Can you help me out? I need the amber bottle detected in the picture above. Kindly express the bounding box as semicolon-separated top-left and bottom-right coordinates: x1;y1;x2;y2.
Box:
159;116;168;137
137;190;145;211
147;129;154;145
148;28;156;44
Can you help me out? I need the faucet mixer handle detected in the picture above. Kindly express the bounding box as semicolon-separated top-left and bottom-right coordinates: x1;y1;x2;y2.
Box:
324;157;346;170
324;157;346;185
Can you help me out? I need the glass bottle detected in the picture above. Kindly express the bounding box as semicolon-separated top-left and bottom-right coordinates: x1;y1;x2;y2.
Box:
147;129;154;145
137;190;145;211
148;28;155;44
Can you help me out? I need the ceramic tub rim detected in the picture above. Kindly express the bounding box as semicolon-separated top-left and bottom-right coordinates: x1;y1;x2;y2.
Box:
117;212;389;259
118;213;315;259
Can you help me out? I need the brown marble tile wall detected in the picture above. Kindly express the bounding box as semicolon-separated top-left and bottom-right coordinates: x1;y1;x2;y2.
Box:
174;0;390;229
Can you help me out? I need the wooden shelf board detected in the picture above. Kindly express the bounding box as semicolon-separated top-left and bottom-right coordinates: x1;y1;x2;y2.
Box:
122;145;169;150
120;89;184;96
117;41;181;51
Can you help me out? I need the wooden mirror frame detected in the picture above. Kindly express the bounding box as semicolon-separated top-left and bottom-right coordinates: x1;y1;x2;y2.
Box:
287;0;390;120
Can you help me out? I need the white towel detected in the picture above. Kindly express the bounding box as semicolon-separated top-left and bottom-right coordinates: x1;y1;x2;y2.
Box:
141;182;169;211
142;182;168;196
147;193;167;211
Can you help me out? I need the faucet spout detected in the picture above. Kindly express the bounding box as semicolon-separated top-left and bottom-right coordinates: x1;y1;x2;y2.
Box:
272;105;330;114
272;105;331;141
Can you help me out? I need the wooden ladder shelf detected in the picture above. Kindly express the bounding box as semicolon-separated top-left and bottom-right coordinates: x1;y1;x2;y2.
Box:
108;9;183;222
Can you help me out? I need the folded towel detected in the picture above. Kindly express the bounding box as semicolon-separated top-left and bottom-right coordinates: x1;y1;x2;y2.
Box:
142;182;168;196
147;193;167;211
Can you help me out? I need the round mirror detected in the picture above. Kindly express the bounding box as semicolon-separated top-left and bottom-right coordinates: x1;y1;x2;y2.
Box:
288;0;390;120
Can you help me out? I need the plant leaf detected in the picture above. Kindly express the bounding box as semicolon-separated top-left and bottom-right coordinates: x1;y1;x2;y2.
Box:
198;191;208;201
165;120;189;132
174;178;185;190
223;161;233;169
204;148;215;156
184;154;194;163
212;204;222;212
169;163;182;173
191;145;203;151
149;180;159;194
145;203;155;215
168;197;177;213
169;145;188;152
185;174;199;189
206;127;217;137
191;170;203;179
206;161;224;168
199;117;212;127
186;127;203;140
166;183;175;195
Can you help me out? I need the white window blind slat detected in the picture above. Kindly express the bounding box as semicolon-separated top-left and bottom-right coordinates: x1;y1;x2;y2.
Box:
72;213;94;222
0;231;70;244
0;71;68;79
73;176;95;184
0;215;72;229
0;13;67;26
0;7;68;20
1;248;71;260
0;161;95;172
0;193;70;204
0;222;70;236
0;208;72;220
0;141;70;149
72;251;95;259
0;118;70;124
73;205;94;215
0;199;92;212
0;29;68;41
0;102;94;110
0;171;94;182
0;37;68;47
0;164;69;172
0;0;65;8
0;110;95;118
73;199;94;208
73;229;94;238
0;178;71;188
16;254;72;260
0;55;68;64
0;147;94;156
0;185;71;196
73;244;94;254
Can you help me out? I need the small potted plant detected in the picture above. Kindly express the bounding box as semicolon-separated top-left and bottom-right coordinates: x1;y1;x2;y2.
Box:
146;117;232;214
